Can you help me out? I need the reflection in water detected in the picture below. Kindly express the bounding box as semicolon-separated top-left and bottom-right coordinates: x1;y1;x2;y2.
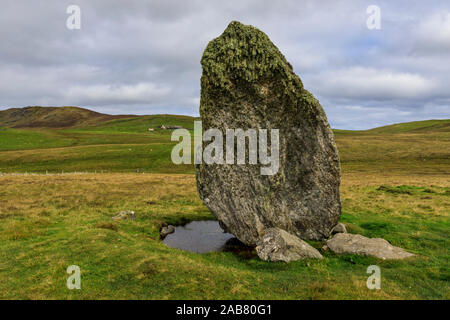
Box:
163;220;235;253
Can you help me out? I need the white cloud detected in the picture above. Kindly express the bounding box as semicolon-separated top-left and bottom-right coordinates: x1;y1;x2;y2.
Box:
65;83;171;106
311;67;436;100
414;11;450;54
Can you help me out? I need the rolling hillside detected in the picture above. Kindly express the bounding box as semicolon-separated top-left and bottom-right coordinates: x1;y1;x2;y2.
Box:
80;114;199;132
0;106;448;175
0;106;448;133
0;106;138;128
365;119;450;134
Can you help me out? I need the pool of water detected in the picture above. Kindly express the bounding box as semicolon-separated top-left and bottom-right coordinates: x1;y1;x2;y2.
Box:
162;220;236;253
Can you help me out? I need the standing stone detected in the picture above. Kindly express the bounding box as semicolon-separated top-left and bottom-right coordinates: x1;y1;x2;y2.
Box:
196;21;341;246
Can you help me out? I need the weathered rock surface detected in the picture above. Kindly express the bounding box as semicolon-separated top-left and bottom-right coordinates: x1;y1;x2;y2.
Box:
327;233;415;260
160;225;175;238
256;228;323;262
196;21;341;246
331;223;347;235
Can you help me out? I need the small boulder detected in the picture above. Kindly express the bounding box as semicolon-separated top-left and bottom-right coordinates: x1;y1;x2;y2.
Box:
256;228;323;262
160;225;175;238
327;233;415;260
111;210;136;221
331;223;347;235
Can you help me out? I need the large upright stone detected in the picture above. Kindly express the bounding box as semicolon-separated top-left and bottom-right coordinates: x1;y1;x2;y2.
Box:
196;21;341;246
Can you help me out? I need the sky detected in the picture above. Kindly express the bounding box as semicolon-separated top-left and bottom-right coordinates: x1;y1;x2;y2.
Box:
0;0;449;129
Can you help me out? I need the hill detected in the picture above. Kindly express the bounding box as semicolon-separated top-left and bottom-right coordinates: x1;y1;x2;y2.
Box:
0;106;137;128
0;106;199;132
365;119;450;134
0;106;448;175
1;106;447;134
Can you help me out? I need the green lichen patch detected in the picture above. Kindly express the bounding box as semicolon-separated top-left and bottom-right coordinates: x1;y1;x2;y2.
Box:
200;21;303;100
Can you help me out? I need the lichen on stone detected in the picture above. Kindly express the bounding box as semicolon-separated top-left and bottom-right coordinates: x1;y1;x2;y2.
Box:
200;21;303;103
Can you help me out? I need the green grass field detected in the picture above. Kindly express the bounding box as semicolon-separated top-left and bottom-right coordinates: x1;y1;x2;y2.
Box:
0;117;448;175
0;110;448;299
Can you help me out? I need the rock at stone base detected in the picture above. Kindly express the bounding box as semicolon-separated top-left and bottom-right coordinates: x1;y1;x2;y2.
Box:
256;228;323;262
111;210;136;221
327;233;415;260
331;223;347;235
160;225;175;238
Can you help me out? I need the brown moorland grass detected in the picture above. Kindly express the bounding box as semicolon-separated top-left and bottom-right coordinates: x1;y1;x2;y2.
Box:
0;172;448;299
0;117;448;299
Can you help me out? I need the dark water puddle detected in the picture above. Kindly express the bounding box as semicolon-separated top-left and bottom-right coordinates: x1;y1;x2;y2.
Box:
163;220;254;257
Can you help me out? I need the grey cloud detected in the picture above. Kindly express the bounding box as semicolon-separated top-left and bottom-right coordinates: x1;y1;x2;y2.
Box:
0;0;449;129
308;67;437;100
412;12;450;55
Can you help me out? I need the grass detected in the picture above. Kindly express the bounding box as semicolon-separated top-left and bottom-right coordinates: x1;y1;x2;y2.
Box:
76;114;198;133
0;119;449;175
0;127;75;151
0;143;193;174
0;114;448;299
0;172;448;299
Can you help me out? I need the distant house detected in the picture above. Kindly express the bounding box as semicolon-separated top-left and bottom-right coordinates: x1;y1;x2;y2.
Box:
159;125;183;130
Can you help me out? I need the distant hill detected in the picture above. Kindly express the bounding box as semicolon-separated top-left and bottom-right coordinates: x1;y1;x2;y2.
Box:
0;106;138;128
365;119;450;134
0;106;448;174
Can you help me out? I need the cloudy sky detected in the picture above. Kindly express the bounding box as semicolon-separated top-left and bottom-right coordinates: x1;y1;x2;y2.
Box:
0;0;449;129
